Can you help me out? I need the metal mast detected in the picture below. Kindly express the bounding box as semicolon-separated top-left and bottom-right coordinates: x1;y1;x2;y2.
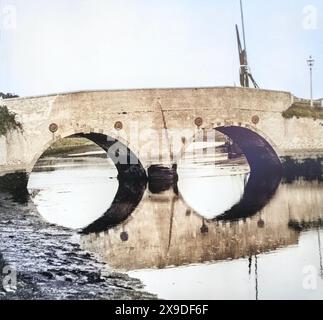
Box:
236;0;259;89
307;55;315;107
240;0;248;63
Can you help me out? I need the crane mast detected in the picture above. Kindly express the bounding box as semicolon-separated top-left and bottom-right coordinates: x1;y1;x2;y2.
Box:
236;0;259;89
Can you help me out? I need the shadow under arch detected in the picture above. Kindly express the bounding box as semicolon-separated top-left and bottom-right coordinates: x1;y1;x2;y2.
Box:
29;132;147;180
215;126;281;172
74;132;147;180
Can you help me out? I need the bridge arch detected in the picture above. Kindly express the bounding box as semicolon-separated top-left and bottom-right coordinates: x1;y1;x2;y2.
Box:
176;122;282;172
215;125;281;171
28;132;147;181
176;122;283;221
215;122;281;159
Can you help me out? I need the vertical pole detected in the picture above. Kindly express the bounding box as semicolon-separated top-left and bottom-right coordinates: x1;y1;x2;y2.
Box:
240;0;247;49
255;255;259;300
307;56;315;107
310;66;313;107
214;130;217;164
317;227;323;278
240;0;248;63
203;128;207;156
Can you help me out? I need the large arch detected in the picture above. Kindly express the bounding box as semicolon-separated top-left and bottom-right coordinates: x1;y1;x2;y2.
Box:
175;124;283;222
28;132;148;232
28;132;147;181
75;133;146;180
175;123;282;173
215;125;282;172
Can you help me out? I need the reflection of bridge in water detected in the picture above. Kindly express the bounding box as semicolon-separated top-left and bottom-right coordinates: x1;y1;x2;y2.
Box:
81;179;323;271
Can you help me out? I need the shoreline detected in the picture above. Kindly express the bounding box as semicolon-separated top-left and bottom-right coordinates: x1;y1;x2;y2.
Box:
0;184;156;300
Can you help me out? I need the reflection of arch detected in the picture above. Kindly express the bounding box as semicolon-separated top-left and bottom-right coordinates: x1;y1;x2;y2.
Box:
81;178;147;234
215;168;282;221
177;167;281;223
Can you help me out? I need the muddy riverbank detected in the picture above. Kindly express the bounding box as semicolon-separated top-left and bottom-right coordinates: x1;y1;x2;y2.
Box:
0;173;156;300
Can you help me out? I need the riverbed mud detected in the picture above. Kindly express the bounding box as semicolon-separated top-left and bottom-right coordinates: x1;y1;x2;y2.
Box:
0;174;156;300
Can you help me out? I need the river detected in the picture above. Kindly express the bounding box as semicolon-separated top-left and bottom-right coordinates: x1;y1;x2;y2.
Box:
0;145;322;300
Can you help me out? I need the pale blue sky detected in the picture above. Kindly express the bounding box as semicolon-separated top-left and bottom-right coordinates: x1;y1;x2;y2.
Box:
0;0;322;98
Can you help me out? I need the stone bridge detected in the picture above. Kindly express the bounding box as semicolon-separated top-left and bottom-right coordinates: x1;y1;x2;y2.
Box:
1;87;323;177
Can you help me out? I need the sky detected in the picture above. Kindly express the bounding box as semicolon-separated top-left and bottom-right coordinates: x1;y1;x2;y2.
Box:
0;0;322;98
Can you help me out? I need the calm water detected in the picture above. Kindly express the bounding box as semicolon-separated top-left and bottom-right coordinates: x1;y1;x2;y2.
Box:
24;149;323;300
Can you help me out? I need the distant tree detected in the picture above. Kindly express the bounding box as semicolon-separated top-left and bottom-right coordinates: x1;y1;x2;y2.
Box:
0;93;21;136
0;92;19;99
0;105;22;136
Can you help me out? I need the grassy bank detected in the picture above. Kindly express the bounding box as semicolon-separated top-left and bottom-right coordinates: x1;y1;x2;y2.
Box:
43;137;96;156
282;101;323;120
